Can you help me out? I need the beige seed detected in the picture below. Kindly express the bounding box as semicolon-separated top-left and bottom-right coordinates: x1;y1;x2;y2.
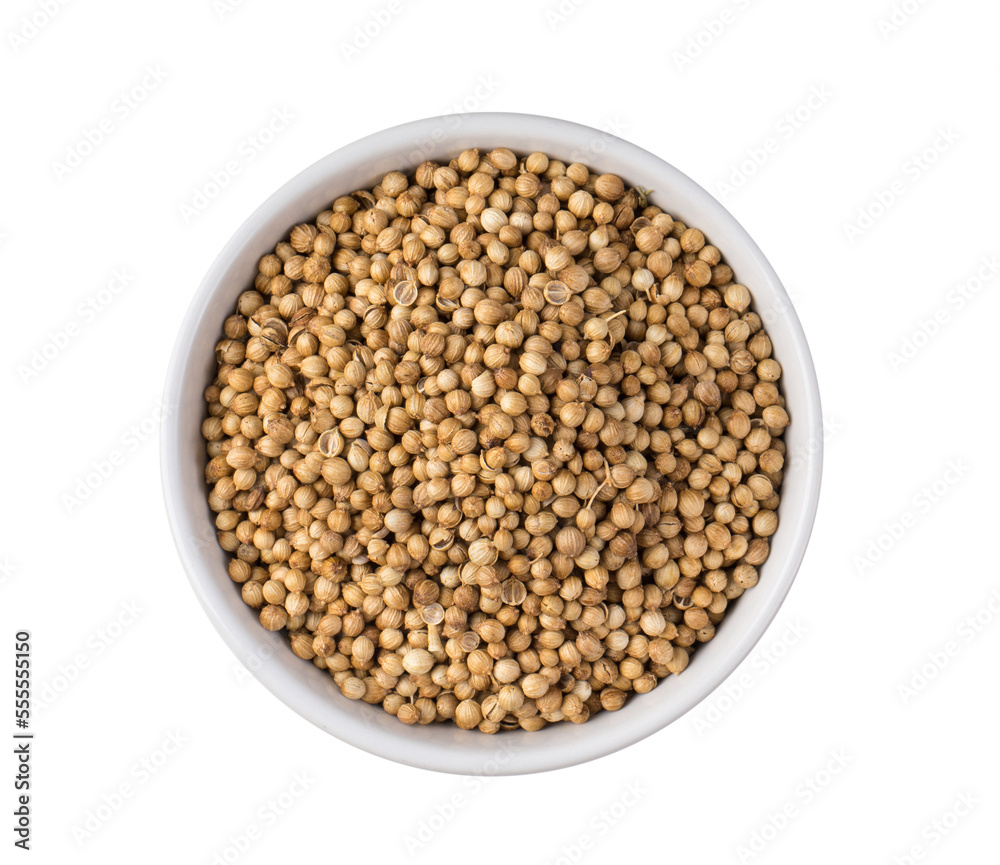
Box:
522;674;549;699
455;699;483;729
401;649;435;675
204;146;788;733
391;280;418;306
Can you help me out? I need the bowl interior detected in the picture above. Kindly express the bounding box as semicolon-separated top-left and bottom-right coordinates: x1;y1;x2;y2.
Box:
162;113;822;775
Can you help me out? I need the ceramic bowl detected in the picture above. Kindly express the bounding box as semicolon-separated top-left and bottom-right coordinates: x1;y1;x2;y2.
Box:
161;113;822;775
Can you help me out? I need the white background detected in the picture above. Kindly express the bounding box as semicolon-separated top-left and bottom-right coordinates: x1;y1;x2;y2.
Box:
2;0;997;862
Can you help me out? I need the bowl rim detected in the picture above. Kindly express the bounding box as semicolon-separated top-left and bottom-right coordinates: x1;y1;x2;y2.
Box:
161;111;823;775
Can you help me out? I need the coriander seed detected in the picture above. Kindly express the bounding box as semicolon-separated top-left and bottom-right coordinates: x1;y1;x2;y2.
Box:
202;146;789;733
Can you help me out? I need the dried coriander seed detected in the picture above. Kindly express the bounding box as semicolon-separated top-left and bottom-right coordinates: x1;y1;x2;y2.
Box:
203;147;789;733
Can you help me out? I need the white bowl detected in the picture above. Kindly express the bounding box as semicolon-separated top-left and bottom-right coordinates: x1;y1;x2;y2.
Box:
161;112;822;775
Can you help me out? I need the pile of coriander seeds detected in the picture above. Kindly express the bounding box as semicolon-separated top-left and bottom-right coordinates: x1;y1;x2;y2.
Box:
202;147;789;732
